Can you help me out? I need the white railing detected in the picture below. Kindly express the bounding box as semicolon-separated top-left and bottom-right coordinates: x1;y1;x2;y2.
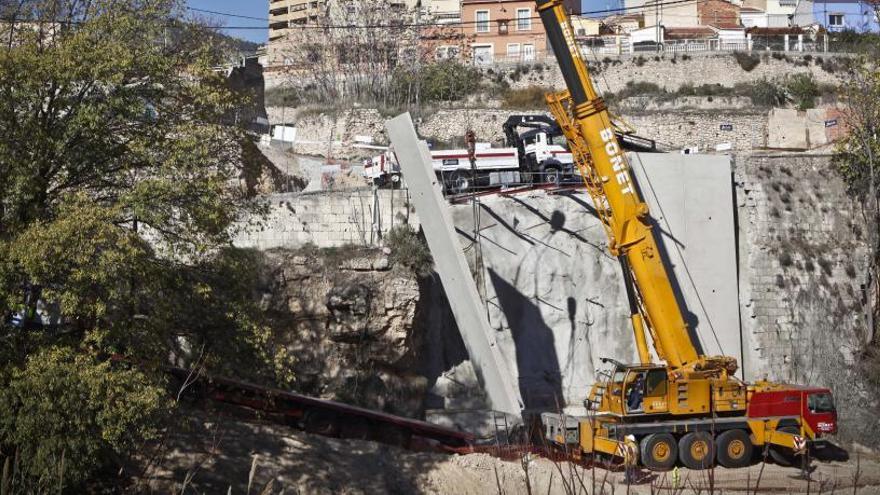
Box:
574;34;832;57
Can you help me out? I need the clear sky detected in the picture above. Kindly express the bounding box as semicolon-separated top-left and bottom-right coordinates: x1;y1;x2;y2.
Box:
186;0;269;43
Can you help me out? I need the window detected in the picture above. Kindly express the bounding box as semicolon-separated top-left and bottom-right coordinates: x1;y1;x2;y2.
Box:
476;10;490;33
522;43;535;61
808;393;835;413
473;44;493;65
828;13;844;27
507;43;521;59
645;369;667;397
435;45;460;60
517;8;531;31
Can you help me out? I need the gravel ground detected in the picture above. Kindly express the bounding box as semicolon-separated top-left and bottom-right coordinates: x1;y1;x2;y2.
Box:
139;408;880;494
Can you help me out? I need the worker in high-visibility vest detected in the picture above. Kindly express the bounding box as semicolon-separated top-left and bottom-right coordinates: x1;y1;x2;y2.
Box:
623;435;638;484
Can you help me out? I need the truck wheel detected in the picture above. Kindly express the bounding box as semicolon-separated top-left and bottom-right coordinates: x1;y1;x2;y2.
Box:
640;433;678;471
448;171;472;194
543;167;561;186
716;429;753;468
768;426;799;466
679;432;715;470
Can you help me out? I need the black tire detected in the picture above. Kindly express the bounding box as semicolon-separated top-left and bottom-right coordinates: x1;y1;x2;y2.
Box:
448;171;472;194
543;167;561;186
640;433;678;471
679;432;715;470
768;426;799;466
716;429;754;469
303;409;339;437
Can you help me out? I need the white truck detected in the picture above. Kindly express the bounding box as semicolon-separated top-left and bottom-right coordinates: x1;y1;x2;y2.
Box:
364;128;574;193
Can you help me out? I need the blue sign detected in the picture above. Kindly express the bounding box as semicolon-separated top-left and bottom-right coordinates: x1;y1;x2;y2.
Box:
824;119;838;128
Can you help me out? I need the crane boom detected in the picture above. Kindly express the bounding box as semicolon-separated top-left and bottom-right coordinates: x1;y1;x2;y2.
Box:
535;0;699;370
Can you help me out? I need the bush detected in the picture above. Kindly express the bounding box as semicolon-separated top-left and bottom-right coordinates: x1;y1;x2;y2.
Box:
0;348;169;490
385;226;433;277
677;83;737;98
501;86;550;109
733;51;761;72
785;73;820;110
423;60;482;102
736;79;788;107
391;60;481;104
619;80;664;97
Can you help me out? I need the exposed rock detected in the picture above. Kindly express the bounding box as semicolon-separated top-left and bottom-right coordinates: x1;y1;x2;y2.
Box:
258;248;426;417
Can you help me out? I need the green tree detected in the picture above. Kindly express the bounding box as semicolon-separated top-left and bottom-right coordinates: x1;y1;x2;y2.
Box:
0;0;285;488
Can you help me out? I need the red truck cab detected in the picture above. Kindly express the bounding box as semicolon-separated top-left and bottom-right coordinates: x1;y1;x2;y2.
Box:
748;385;837;438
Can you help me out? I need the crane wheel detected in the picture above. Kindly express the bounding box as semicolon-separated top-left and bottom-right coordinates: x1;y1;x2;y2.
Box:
640;433;678;471
768;426;800;466
679;432;716;470
448;171;472;194
716;429;754;468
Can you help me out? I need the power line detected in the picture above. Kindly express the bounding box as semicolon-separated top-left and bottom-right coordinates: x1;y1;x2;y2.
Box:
6;0;728;35
186;0;714;31
186;7;269;22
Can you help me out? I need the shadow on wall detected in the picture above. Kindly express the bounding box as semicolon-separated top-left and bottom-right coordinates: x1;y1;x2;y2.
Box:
488;268;563;412
416;275;470;410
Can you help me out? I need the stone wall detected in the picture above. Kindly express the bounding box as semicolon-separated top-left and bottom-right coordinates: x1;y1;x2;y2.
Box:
234;189;418;249
267;105;770;156
735;153;875;444
627;111;767;152
503;52;843;93
265;51;847;94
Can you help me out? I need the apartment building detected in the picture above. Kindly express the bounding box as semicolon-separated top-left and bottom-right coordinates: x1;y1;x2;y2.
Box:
267;0;422;67
461;0;549;64
269;0;324;43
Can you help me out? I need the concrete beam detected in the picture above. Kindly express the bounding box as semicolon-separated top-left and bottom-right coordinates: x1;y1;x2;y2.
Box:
628;153;742;374
385;113;524;418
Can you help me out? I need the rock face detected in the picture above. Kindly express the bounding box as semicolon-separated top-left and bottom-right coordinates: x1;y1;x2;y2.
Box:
257;248;427;417
417;192;634;416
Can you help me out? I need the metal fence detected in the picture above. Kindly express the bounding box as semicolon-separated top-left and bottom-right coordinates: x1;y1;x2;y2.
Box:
466;33;858;69
576;34;833;56
575;33;835;57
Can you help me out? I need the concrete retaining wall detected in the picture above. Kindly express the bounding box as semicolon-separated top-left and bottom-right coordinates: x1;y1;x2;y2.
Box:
234;189;418;249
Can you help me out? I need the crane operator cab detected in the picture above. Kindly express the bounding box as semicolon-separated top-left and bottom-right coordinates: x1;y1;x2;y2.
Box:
587;359;671;417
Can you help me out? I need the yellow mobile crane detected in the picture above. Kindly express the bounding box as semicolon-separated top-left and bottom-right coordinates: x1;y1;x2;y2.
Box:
536;0;838;470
